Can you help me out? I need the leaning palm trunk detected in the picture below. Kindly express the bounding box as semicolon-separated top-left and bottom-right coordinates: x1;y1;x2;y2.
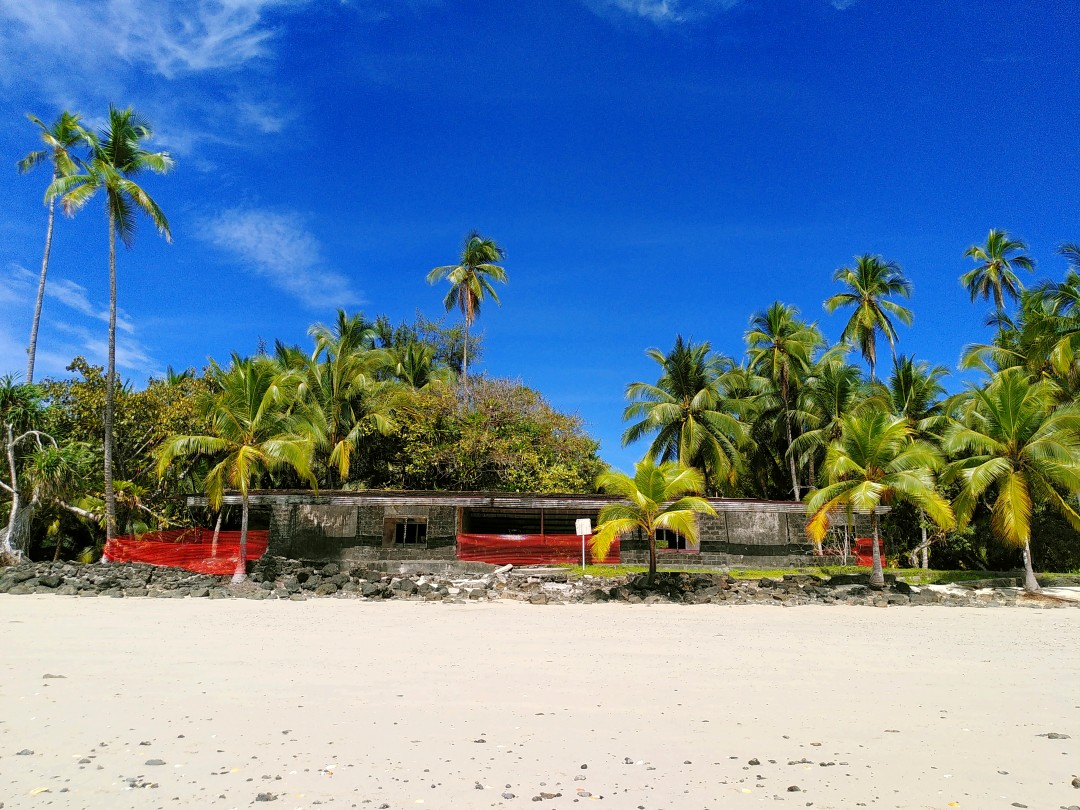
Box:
211;509;223;557
869;513;885;590
1021;541;1040;593
3;423;22;559
26;182;57;385
920;524;929;569
103;210;118;541
233;493;249;584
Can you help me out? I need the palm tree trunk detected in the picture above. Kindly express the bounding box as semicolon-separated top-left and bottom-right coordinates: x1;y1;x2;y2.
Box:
869;512;885;590
920;523;929;569
1021;540;1040;593
3;423;21;558
647;529;657;583
26;187;57;385
211;509;223;557
233;493;249;584
104;209;117;542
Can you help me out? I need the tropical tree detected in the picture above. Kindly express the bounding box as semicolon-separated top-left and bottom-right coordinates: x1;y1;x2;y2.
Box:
277;311;399;487
17;111;86;384
824;254;913;382
789;347;869;497
391;342;456;391
46;105;173;542
622;336;746;493
745;302;823;500
942;368;1080;592
591;459;717;581
156;356;316;582
881;355;951;567
961;229;1034;313
426;231;507;387
806;411;954;589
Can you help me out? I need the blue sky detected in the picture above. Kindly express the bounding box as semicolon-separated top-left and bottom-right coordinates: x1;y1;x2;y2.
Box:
0;0;1077;473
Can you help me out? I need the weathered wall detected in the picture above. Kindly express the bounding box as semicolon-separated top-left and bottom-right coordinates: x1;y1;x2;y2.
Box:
618;509;821;568
266;497;458;560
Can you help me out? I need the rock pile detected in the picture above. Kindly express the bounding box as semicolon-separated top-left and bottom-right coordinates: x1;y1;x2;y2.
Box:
0;558;1073;607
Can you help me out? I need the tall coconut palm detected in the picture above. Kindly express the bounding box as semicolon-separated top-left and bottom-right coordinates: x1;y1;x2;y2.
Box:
591;459;717;581
961;229;1034;313
156;356;316;582
745;302;823;500
942;369;1080;592
622;336;747;493
17;111;86;384
806;411;953;589
824;254;913;382
426;231;507;387
46;105;173;542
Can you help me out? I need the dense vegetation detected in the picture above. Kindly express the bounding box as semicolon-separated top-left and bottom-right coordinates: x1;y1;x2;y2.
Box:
4;107;1080;588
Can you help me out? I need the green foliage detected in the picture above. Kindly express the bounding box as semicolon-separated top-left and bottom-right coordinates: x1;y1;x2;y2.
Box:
377;377;604;493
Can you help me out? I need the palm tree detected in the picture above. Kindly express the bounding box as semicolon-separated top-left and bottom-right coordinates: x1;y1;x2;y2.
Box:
280;312;401;487
426;231;507;387
882;355;950;567
824;254;913;382
391;342;456;391
942;369;1080;592
806;411;953;589
46;105;173;543
745;302;823;500
591;459;717;581
17;111;86;384
622;336;746;493
961;229;1034;313
156;356;316;582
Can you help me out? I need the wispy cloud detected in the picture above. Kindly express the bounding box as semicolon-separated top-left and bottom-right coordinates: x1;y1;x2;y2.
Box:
0;0;308;79
583;0;743;24
0;263;159;377
200;208;362;310
830;0;861;8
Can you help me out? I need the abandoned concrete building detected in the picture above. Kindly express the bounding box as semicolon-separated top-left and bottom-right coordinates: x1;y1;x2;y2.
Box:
186;490;865;568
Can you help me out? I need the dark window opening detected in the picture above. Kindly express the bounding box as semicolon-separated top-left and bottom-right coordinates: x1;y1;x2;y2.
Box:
656;528;695;551
384;517;427;547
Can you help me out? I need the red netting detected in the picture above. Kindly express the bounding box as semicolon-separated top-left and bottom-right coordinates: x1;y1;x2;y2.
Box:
853;537;885;568
456;533;620;566
103;529;269;575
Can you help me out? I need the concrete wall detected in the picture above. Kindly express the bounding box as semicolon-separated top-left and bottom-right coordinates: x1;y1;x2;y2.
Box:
253;494;871;568
266;496;458;561
619;509;824;568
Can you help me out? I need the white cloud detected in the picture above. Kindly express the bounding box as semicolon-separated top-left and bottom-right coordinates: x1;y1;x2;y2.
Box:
830;0;860;8
0;263;157;379
200;208;362;310
0;0;308;79
583;0;743;24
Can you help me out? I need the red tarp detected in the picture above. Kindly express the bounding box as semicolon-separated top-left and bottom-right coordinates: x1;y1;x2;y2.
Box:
853;537;885;568
103;529;269;576
456;533;620;566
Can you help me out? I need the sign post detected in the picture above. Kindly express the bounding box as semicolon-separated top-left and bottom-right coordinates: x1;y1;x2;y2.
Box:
575;518;593;576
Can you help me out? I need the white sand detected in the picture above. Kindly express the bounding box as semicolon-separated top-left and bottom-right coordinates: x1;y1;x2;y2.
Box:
1;597;1077;810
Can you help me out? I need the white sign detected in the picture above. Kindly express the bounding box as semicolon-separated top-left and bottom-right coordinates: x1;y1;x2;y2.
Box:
575;518;593;536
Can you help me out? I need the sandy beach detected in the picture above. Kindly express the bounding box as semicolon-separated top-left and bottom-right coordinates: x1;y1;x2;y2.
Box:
1;597;1077;810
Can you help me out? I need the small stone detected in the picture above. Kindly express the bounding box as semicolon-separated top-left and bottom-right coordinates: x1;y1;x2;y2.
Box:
748;758;760;766
16;749;34;755
42;673;66;679
1041;732;1070;740
502;792;516;799
580;764;587;769
255;793;278;802
787;785;801;792
145;759;166;766
1072;776;1080;788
